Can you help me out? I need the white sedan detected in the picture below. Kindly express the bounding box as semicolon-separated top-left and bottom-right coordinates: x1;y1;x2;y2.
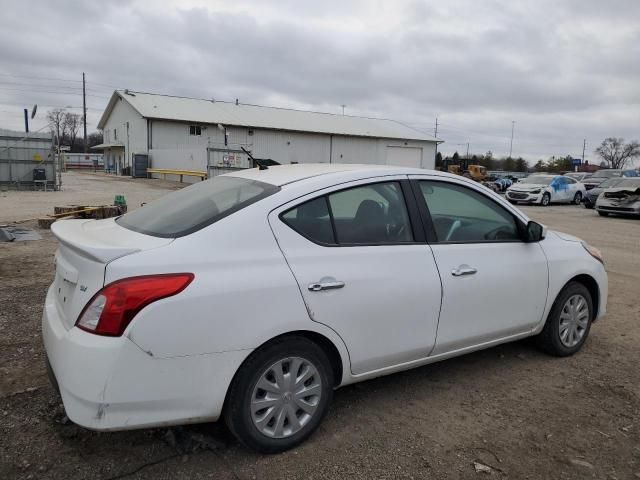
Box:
506;174;586;206
43;164;607;453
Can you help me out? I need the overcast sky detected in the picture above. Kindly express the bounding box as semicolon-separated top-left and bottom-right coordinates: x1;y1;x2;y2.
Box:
1;0;638;163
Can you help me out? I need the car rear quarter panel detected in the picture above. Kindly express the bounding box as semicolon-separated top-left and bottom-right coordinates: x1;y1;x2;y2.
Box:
104;201;351;380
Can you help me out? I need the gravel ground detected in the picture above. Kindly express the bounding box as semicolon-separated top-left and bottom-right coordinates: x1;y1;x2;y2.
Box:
1;172;639;479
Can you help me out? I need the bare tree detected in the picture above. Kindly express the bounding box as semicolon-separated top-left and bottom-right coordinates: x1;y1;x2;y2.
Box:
595;137;640;169
47;108;68;146
63;112;81;151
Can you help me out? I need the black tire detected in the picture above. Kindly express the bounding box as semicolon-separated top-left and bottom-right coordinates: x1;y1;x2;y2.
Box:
598;211;609;217
573;192;582;205
541;193;551;206
224;336;334;453
508;199;517;204
536;282;593;357
583;202;594;209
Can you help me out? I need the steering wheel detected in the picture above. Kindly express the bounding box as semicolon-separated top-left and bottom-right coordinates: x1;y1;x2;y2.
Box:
445;220;462;241
484;225;514;240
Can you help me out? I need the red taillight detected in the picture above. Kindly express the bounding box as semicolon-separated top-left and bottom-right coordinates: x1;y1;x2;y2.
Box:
76;273;194;337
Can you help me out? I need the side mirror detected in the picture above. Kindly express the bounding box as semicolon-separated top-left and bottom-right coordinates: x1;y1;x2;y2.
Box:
524;221;546;242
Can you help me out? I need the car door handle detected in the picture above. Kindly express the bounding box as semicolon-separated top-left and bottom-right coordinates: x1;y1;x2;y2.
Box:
451;265;477;277
308;280;345;292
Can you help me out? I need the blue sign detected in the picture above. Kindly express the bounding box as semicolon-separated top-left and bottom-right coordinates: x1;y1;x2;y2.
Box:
571;158;582;166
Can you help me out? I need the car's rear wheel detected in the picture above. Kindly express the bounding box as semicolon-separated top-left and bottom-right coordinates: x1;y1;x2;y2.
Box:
541;193;551;206
573;192;582;205
598;211;609;216
224;336;334;453
536;282;593;356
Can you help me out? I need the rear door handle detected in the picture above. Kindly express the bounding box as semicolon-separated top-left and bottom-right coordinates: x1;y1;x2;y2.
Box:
451;265;477;277
308;280;345;292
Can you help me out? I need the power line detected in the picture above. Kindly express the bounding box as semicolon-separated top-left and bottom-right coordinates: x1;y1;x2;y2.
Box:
0;87;110;99
0;73;82;83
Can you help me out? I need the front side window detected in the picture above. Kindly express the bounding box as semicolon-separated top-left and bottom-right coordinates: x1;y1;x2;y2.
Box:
419;181;520;243
117;176;279;238
281;182;413;246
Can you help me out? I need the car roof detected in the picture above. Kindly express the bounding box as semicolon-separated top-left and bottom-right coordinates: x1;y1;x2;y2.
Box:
224;163;432;186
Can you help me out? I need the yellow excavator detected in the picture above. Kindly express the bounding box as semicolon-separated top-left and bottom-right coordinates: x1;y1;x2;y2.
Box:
443;159;496;191
443;159;488;182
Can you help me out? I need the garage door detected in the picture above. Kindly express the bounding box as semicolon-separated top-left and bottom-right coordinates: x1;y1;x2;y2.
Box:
386;146;422;168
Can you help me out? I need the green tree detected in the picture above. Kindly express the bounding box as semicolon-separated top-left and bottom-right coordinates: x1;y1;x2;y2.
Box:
435;151;443;168
503;157;516;171
480;151;495;169
452;151;460;163
515;157;528;172
533;159;546;172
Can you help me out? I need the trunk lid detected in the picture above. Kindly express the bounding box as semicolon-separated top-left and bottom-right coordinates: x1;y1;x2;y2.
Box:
51;218;173;329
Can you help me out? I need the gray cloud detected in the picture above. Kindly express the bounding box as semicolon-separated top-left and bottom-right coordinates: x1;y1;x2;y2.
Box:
0;0;638;162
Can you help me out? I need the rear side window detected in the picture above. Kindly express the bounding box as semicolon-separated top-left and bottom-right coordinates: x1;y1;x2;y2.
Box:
281;181;413;246
328;182;412;244
117;176;279;238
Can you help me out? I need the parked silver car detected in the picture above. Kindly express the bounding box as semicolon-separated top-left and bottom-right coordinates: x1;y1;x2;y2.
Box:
595;178;640;217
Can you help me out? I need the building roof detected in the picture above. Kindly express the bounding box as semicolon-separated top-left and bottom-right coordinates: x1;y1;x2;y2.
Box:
225;163;439;186
91;142;124;150
98;90;439;142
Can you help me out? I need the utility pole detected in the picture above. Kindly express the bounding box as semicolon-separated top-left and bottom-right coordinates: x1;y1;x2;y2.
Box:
341;104;346;115
509;120;515;158
581;139;586;162
434;117;439;163
466;142;470;159
82;72;88;153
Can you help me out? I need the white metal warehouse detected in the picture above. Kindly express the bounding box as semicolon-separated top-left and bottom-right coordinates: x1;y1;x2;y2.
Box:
95;90;439;179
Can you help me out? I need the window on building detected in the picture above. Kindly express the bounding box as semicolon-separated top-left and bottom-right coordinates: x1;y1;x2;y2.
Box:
114;129;117;140
189;125;202;136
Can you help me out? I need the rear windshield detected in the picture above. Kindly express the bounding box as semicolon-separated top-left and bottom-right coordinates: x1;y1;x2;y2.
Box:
116;176;280;238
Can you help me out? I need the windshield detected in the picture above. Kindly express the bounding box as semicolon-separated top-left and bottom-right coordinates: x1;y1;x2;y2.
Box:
616;178;640;188
591;170;621;179
521;175;554;185
599;178;623;188
117;176;280;238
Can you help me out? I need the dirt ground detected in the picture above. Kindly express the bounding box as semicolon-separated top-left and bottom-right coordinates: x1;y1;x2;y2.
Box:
1;172;639;479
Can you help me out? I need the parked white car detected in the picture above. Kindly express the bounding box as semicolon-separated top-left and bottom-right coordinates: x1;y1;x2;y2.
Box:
43;164;607;453
506;174;586;206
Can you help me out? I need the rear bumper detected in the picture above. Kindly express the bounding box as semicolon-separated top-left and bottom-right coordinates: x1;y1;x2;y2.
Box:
42;285;250;431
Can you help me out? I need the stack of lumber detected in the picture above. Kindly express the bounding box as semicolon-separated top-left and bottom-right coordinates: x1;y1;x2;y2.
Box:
37;204;127;229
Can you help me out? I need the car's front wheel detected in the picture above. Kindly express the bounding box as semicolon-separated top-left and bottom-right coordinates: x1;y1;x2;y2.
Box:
224;336;334;453
536;282;593;356
598;211;609;216
541;192;551;206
